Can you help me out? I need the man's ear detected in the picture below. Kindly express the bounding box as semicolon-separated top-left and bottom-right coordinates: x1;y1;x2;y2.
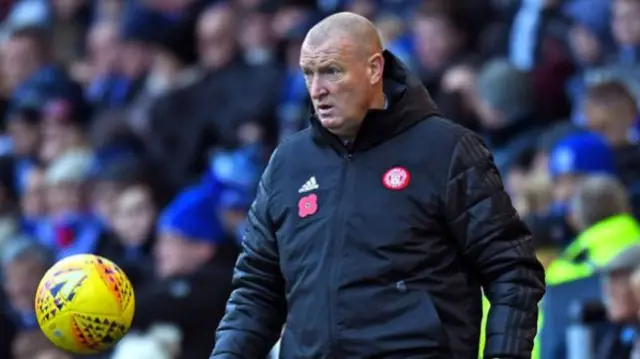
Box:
368;53;384;85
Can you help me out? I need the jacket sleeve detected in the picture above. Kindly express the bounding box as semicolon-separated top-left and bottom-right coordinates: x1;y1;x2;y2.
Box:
210;152;287;359
443;132;546;358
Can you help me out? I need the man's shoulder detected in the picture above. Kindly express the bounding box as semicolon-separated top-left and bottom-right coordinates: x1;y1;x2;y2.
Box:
277;127;314;151
405;115;482;165
262;128;316;182
269;128;314;163
413;115;473;145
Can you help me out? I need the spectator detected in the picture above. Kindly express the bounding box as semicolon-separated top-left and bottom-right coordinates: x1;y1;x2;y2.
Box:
507;148;554;216
584;81;639;147
126;14;201;137
6;102;43;186
87;155;161;227
565;22;608;107
547;175;640;285
4;26;77;110
239;7;278;66
530;120;584;174
86;5;164;110
20;164;46;235
548;131;616;212
131;185;236;359
1;238;57;359
39;149;103;260
3;26;51;93
597;245;640;358
50;0;92;66
205;143;265;244
474;58;543;175
412;9;470;97
71;20;120;87
39;97;92;164
611;0;640;65
98;175;161;287
582;0;640;101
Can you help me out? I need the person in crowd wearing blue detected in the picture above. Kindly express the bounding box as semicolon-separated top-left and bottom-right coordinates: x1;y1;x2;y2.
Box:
547;131;617;219
36;149;103;260
205;143;265;245
131;184;237;359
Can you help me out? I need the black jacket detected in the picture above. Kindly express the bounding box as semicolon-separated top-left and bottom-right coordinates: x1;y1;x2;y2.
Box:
211;52;545;359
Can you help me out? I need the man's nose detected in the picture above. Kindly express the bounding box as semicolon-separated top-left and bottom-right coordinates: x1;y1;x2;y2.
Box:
309;76;328;100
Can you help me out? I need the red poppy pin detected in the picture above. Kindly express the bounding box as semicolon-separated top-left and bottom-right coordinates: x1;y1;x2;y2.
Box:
382;166;410;190
298;194;318;218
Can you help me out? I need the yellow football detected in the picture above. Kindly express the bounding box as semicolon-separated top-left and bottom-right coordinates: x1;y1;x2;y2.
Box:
34;254;135;354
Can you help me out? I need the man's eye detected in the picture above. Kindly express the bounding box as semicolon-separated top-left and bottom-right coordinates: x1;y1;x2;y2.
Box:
326;68;339;75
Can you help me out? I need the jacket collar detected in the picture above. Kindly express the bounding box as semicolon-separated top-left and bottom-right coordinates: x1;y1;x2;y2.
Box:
309;50;440;155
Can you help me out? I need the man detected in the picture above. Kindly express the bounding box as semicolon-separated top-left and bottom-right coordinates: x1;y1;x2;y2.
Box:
1;238;59;359
592;245;640;359
540;175;640;359
211;12;545;359
132;185;236;359
582;81;640;216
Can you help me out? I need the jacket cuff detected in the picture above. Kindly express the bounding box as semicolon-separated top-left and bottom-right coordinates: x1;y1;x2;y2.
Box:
484;334;532;359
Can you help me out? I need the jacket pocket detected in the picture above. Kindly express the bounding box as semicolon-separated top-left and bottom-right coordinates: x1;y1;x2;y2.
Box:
395;280;449;348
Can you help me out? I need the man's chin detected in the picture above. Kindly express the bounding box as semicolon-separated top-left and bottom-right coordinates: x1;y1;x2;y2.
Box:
319;116;344;130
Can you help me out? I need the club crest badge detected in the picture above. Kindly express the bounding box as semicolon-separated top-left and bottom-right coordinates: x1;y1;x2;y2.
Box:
382;167;410;190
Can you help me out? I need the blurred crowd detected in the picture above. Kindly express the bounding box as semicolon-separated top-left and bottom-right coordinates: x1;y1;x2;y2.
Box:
0;0;638;358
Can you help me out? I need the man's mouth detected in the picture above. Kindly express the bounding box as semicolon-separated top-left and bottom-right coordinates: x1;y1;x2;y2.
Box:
317;104;333;113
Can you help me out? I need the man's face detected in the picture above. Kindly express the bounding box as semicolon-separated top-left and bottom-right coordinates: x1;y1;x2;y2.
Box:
604;272;638;323
300;39;377;137
113;186;156;246
569;25;602;65
3;257;47;312
46;182;84;217
87;23;120;75
154;232;214;278
197;8;236;70
613;0;640;46
3;37;41;90
413;16;460;70
584;100;636;144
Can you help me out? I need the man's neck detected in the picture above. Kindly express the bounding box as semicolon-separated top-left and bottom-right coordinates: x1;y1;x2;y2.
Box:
371;92;386;110
341;94;388;143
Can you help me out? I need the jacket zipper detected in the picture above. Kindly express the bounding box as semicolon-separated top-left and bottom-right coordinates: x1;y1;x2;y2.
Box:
327;152;353;356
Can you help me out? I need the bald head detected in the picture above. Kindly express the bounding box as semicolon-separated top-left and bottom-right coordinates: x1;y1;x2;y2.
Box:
305;12;383;57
